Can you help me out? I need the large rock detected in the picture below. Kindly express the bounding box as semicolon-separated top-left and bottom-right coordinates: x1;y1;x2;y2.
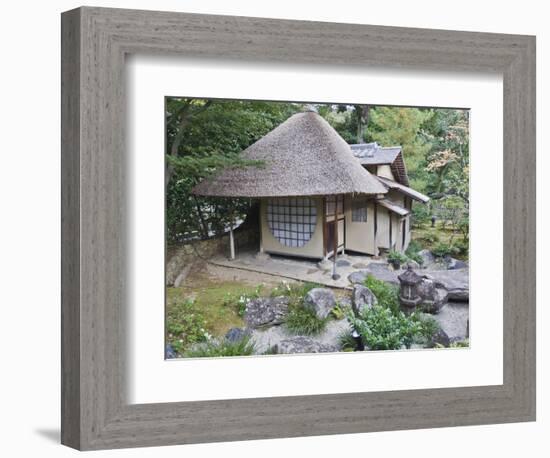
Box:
304;288;336;319
447;257;468;270
225;327;250;342
365;263;399;284
351;285;378;316
277;336;338;354
430;269;469;301
432;301;469;341
244;296;290;328
428;328;451;348
417;277;448;314
366;265;469;302
348;270;369;285
418;249;435;267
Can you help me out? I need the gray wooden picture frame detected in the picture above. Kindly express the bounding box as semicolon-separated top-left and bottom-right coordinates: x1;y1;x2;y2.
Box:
61;6;536;451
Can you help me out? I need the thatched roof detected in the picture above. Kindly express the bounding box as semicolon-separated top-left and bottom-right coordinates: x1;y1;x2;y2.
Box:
351;142;410;186
192;112;387;198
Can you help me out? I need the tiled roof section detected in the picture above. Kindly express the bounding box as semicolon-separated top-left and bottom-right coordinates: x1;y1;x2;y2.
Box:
377;198;409;216
350;143;409;186
377;176;430;203
351;143;401;164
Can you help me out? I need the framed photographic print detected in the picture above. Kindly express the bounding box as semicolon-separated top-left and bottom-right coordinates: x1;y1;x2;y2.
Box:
61;6;536;450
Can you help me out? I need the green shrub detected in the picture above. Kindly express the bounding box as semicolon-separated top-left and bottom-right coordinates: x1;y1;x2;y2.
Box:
419;230;440;244
364;275;400;316
411;314;440;344
166;299;209;355
432;242;460;258
450;339;470;348
405;240;424;265
452;239;469;259
419;315;440;339
347;305;424;350
222;284;265;317
387;250;408;266
184;334;256;358
338;330;357;351
411;204;431;227
331;304;346;320
270;281;321;306
285;306;328;336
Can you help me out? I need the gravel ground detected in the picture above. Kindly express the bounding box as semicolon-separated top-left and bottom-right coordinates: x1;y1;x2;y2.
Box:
250;319;351;354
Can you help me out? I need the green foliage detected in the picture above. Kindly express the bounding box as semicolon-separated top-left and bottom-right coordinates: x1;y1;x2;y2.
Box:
166;299;209;356
222;284;264;317
270;281;321;305
338;330;357;351
414;314;440;342
331;304;346;320
352;276;439;350
411;203;431;227
347;306;423;350
388;250;408;266
367;107;433;180
184;335;256;358
453;239;469;259
418;229;440;245
433;339;469;349
432;241;461;258
364;275;400;316
405;240;424;265
285;306;328;336
450;339;470;348
166;98;301;242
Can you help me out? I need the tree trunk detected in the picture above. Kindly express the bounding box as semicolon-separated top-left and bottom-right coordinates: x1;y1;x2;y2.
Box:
355;105;370;143
165;100;213;187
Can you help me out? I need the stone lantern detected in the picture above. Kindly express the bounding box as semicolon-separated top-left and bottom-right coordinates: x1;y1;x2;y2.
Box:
398;264;423;310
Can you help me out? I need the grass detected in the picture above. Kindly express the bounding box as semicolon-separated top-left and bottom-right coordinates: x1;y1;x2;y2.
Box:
270;281;329;336
167;282;253;339
285;306;328;336
184;334;256;358
167;279;323;356
166;282;259;356
166;298;209;356
364;275;400;316
338;330;357;351
411;222;469;261
270;281;322;305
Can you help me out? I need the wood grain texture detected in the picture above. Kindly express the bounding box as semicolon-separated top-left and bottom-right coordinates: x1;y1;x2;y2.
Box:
61;6;536;450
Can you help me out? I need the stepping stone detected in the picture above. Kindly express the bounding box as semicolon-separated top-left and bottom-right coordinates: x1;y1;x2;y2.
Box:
352;263;369;269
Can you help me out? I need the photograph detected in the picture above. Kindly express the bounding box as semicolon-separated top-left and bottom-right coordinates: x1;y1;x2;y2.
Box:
164;99;470;358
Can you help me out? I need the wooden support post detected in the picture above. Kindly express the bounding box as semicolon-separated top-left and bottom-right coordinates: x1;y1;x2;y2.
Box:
373;202;378;257
228;204;236;260
229;225;235;260
259;201;264;254
332;217;339;280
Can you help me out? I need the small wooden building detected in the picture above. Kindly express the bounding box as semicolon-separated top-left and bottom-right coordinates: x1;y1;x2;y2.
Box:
193;111;428;260
349;142;430;254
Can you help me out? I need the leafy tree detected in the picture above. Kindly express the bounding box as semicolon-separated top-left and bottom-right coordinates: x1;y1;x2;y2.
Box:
166;99;300;242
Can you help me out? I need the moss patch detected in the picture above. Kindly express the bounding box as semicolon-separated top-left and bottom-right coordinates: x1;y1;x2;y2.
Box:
167;283;252;340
